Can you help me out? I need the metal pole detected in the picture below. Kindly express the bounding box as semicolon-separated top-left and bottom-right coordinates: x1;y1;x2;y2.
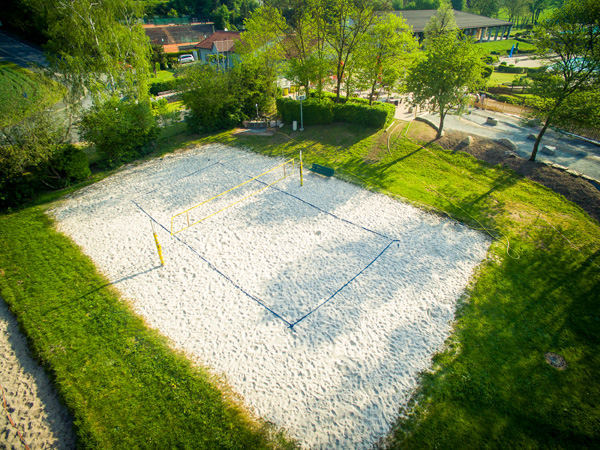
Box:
300;151;303;186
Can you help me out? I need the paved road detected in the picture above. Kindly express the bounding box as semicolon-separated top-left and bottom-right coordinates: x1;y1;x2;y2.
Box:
0;31;48;67
422;109;600;182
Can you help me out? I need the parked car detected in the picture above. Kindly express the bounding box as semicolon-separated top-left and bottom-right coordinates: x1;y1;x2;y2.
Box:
178;54;194;64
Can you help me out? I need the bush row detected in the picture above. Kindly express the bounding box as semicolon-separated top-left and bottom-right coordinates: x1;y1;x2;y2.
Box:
276;95;395;129
497;64;526;74
0;144;91;209
149;78;181;95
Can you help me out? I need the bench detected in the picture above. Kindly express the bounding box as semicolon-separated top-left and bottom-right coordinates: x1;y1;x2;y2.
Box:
310;164;335;177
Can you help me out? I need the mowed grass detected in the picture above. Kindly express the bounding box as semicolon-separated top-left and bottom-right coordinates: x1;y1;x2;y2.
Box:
476;38;537;55
1;122;599;449
149;69;176;84
0;61;64;126
488;70;521;86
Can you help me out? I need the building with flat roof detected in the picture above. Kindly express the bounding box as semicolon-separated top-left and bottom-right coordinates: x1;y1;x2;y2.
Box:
392;10;513;42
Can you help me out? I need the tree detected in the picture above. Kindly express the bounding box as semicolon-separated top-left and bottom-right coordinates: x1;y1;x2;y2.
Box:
80;97;159;166
470;0;501;17
181;63;272;133
406;9;485;138
527;0;600;161
451;0;466;11
355;13;417;105
212;4;232;30
325;0;378;101
424;0;458;39
502;0;531;23
150;43;167;75
238;6;287;105
40;0;151;101
528;0;551;24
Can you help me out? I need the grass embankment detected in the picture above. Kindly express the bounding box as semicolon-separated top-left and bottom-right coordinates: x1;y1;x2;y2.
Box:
0;212;295;448
1;122;599;448
0;61;64;126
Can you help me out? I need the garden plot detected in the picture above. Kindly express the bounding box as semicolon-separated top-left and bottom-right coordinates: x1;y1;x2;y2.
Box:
50;144;490;449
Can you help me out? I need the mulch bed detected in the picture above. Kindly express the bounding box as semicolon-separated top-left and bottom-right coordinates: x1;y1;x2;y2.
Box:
406;124;600;224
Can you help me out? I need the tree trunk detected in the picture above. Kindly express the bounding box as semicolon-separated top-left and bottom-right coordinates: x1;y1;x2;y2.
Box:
530;115;552;161
437;112;445;139
369;79;377;106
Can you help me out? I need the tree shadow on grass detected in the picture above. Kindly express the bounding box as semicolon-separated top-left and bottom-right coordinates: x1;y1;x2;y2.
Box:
40;264;162;316
384;226;600;449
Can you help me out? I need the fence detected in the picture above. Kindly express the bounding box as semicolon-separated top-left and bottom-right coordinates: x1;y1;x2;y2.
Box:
474;99;532;116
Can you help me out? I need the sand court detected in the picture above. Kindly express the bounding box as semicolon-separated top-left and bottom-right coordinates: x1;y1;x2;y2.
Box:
50;144;490;449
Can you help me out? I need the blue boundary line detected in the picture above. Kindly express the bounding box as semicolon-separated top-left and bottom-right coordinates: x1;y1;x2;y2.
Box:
133;160;401;331
131;200;295;329
289;240;399;329
217;161;395;241
133;161;221;201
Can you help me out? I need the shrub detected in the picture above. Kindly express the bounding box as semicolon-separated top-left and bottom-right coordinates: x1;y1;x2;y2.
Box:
482;66;493;78
51;145;91;185
149;79;180;95
497;94;521;105
80;97;160;167
277;95;394;128
496;65;526;74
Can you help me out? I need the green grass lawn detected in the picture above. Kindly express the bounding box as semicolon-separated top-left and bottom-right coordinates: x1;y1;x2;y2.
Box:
476;39;537;56
0;61;65;127
1;122;599;449
488;71;521;86
149;69;176;84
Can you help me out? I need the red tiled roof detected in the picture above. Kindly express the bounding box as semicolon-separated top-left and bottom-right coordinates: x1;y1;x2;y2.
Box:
196;31;242;51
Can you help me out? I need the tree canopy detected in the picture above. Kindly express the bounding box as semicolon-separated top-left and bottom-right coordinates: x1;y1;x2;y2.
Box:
406;8;485;138
527;0;600;161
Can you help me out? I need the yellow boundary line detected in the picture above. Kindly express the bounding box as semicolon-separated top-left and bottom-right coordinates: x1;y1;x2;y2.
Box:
170;158;295;235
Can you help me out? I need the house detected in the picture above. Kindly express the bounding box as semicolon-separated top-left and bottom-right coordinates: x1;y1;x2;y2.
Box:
393;10;513;42
195;31;242;69
144;21;215;53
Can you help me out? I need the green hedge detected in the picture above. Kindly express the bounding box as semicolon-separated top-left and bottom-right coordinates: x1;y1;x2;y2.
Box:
149;79;181;95
497;64;526;74
276;95;394;129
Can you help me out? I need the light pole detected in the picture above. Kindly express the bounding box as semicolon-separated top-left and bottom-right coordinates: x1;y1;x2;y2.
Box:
298;95;305;131
255;103;259;120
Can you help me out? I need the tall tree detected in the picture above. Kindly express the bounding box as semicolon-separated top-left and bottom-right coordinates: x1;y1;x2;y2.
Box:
424;0;457;39
238;6;287;105
406;8;485;138
527;0;600;161
41;0;151;101
503;0;532;23
470;0;501;17
325;0;378;101
451;0;466;11
355;13;417;105
528;0;551;24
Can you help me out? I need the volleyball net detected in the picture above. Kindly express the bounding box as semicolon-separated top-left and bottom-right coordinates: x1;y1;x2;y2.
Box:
170;158;295;235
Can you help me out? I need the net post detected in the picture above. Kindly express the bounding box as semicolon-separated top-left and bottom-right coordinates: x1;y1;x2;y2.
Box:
300;151;303;186
151;221;165;266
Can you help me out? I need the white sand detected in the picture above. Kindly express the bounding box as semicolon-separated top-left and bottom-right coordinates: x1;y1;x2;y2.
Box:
0;297;76;450
50;144;490;449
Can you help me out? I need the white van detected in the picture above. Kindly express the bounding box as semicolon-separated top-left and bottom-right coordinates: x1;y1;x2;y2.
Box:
178;54;194;64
